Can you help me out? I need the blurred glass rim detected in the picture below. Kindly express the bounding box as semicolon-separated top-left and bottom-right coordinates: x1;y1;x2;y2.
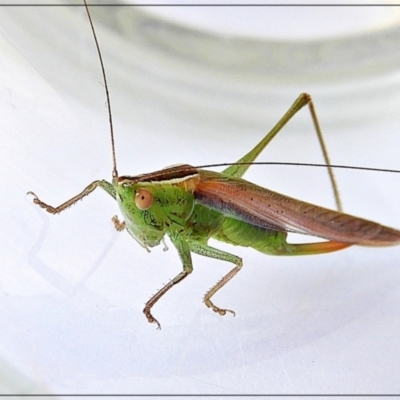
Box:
2;2;400;130
4;1;400;84
77;1;400;130
79;1;400;84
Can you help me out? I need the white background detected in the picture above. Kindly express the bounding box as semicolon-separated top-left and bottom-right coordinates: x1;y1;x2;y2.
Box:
1;0;400;395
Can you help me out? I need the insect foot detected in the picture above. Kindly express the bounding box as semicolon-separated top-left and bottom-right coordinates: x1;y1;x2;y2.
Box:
111;215;126;231
27;192;57;214
143;307;162;330
204;298;236;317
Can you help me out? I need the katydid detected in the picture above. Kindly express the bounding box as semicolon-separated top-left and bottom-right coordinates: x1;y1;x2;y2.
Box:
28;2;400;329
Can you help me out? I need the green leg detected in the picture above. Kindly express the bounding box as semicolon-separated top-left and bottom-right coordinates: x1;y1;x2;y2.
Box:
143;232;193;329
190;242;242;317
190;239;351;319
223;93;342;212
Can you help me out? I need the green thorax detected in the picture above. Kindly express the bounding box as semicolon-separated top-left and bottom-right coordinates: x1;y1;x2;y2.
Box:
114;165;200;249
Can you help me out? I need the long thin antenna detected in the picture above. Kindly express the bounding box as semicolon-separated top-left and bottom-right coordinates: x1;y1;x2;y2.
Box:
83;0;118;179
195;161;400;175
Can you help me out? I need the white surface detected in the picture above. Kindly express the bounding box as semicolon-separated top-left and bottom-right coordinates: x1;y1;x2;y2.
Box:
1;3;400;395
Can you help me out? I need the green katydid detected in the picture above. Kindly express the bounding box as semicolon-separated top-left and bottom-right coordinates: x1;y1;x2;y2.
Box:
28;2;400;329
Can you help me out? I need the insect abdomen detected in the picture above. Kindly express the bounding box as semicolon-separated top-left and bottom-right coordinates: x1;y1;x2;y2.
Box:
213;217;290;255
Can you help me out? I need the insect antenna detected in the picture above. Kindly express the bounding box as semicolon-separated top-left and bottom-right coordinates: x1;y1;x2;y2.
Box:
196;162;400;175
83;0;118;179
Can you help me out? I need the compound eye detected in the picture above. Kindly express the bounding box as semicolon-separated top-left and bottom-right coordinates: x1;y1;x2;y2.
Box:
135;188;153;210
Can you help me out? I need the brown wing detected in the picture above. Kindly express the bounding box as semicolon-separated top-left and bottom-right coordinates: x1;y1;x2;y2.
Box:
194;170;400;246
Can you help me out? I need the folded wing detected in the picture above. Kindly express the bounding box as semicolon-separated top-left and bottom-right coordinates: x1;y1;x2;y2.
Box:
194;170;400;246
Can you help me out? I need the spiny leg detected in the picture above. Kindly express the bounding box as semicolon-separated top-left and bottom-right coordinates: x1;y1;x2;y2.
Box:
143;270;190;330
27;179;115;214
190;242;242;317
190;239;350;318
223;92;342;212
143;232;193;329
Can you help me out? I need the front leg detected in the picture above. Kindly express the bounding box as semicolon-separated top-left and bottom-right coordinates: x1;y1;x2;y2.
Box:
143;232;193;329
28;179;115;214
